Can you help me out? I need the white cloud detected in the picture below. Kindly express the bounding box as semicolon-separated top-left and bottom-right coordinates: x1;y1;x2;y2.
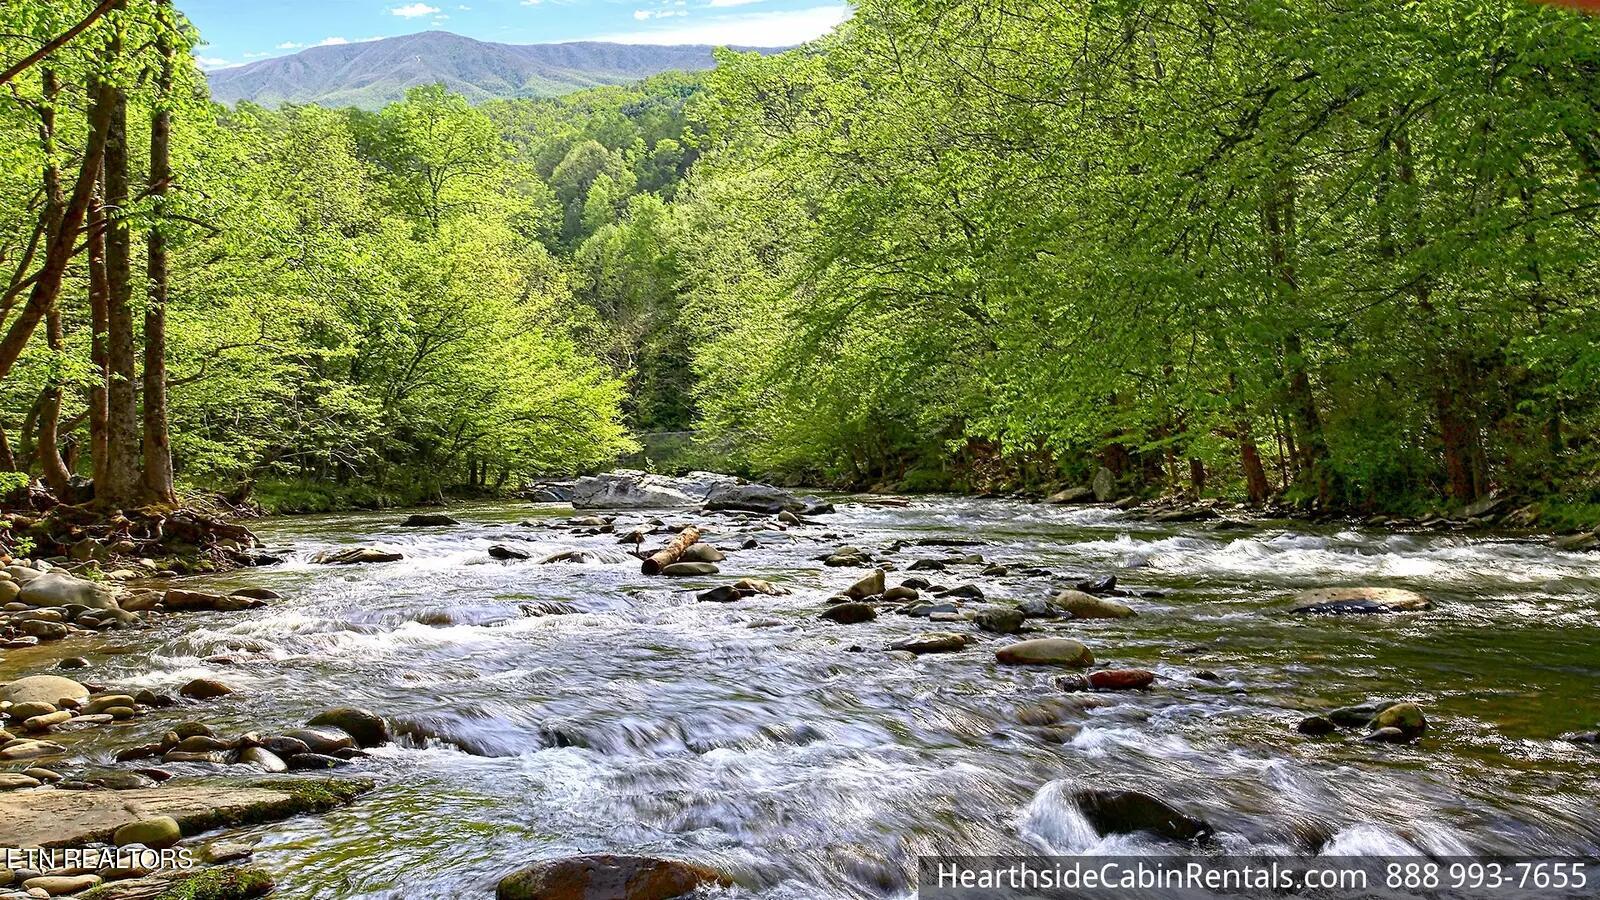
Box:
707;0;765;6
276;41;303;49
193;55;237;70
596;4;848;46
634;8;687;19
391;3;440;16
318;36;351;46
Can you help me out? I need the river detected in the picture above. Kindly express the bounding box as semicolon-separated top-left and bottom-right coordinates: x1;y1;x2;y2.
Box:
5;497;1598;898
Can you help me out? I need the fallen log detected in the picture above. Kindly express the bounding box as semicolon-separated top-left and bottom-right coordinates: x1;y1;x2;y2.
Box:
641;526;701;575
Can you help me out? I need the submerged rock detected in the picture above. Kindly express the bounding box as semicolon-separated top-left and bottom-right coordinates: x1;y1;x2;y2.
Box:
402;513;460;527
114;815;182;849
179;678;235;700
1287;587;1430;614
995;638;1095;667
314;547;403;565
660;562;719;576
1087;668;1156;690
496;854;732;900
488;545;532;561
1369;702;1427;739
1072;787;1213;842
1049;589;1135;619
890;632;968;654
1296;715;1337;736
975;606;1024;634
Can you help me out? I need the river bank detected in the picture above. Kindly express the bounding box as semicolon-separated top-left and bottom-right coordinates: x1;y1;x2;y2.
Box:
2;478;1598;898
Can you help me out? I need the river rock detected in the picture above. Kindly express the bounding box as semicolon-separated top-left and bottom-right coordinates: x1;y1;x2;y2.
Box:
402;513;460;527
1297;715;1337;736
705;481;802;514
571;473;695;509
1072;787;1212;841
114;816;182;849
179;678;234;700
282;727;355;755
287;752;347;770
890;632;968;654
1326;700;1398;727
238;746;288;773
163;588;260;612
679;543;725;563
1369;702;1427;739
975;607;1024;634
9;700;57;720
1088;669;1156;690
0;773;41;791
22;874;102;895
1288;587;1430;614
23;709;72;731
541;550;594;564
0;740;64;760
995;638;1095;667
660;562;719;576
488;545;532;561
314;547;403;565
307;707;391;748
231;587;282;601
820;602;877;624
1048;486;1095;504
844;570;885;600
496;854;733;900
733;579;787;596
17;571;120;610
1361;726;1411;744
1;675;89;706
1091;467;1117;502
1050;589;1135;619
697;585;745;603
1075;575;1117;595
883;586;919;603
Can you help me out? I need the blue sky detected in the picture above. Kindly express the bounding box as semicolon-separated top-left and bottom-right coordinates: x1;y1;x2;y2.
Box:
184;0;854;70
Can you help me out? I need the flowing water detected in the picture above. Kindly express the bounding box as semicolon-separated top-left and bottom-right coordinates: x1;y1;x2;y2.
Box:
4;498;1598;898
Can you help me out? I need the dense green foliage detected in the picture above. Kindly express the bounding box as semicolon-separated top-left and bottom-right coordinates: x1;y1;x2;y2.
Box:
669;0;1600;510
4;0;1600;515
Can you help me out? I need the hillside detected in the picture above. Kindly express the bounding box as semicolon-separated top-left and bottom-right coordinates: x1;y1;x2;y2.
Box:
206;31;763;108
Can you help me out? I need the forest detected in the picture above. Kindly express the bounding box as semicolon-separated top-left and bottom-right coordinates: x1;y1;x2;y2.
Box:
3;0;1600;521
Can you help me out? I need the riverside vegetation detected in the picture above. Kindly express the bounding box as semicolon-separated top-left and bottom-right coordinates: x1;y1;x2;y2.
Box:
1;1;1599;899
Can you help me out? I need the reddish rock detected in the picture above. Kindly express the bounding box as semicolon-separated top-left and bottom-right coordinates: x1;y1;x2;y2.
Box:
1087;669;1156;691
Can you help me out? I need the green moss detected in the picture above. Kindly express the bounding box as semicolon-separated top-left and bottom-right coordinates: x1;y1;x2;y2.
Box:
157;866;276;900
1538;500;1600;534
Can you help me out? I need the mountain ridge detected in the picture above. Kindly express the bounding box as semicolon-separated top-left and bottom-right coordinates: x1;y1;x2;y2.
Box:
206;31;771;109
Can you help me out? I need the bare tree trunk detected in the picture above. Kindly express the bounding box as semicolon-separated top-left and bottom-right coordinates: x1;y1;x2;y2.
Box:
142;2;177;505
101;83;143;509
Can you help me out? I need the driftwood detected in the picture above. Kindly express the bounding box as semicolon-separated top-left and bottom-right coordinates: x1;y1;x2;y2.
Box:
641;526;701;575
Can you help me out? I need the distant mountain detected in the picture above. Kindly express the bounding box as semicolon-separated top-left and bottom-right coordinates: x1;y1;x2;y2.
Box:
207;31;769;109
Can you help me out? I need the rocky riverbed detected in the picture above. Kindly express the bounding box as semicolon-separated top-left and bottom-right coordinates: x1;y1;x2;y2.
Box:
2;480;1598;898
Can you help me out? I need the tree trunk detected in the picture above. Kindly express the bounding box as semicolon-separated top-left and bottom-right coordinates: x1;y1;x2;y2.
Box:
89;189;110;490
101;84;142;509
34;69;72;493
142;5;177;505
0;80;115;384
641;526;702;575
1262;170;1331;507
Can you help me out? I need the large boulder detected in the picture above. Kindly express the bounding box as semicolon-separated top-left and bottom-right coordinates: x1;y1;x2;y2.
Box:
496;855;732;900
1288;587;1430;615
17;572;120;610
704;481;803;514
0;675;90;707
401;513;460;527
571;473;696;509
